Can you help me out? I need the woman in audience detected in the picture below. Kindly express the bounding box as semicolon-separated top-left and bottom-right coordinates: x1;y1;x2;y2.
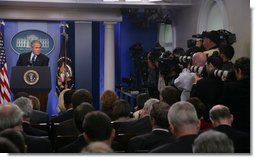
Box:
100;90;118;120
57;89;70;114
112;99;134;122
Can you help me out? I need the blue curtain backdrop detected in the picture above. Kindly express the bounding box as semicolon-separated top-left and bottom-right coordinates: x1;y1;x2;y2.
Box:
4;21;60;116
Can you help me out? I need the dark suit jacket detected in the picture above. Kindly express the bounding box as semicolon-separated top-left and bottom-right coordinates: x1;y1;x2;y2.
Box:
23;133;52;153
150;134;197;153
57;119;80;136
221;78;250;134
127;129;175;153
23;122;48;136
51;109;74;123
213;125;250;153
16;52;49;66
117;116;152;135
191;75;224;121
30;110;49;124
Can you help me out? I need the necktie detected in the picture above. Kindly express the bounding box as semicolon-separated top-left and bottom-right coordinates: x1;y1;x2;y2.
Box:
31;55;36;66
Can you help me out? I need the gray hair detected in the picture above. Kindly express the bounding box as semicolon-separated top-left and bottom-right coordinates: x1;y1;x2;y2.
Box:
31;40;42;47
143;98;159;115
193;130;234;153
14;97;33;118
0;103;24;131
168;101;198;129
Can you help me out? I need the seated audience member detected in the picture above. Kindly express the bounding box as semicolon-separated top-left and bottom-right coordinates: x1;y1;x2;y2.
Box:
29;95;40;111
116;98;159;135
57;103;95;153
14;91;49;124
51;89;76;123
112;100;134;122
209;105;250;153
57;102;95;136
14;97;48;136
159;86;180;106
0;103;52;153
81;141;113;153
174;52;207;101
100;90;119;120
57;89;70;113
0;137;19;153
133;93;150;119
187;97;212;130
221;57;250;134
193;130;234;153
0;128;27;153
82;112;115;151
150;101;200;153
128;101;174;153
191;54;224;121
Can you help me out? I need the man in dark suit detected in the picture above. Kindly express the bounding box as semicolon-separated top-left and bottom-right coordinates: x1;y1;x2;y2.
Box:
221;57;250;134
209;104;250;153
128;101;174;153
150;101;200;153
16;40;49;66
14;97;48;136
0;103;52;153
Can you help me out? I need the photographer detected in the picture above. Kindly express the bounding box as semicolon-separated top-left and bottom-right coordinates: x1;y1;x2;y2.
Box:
174;52;207;101
221;57;250;134
202;30;221;57
190;54;224;121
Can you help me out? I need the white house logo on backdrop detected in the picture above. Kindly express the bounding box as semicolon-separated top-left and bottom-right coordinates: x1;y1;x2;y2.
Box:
11;30;54;55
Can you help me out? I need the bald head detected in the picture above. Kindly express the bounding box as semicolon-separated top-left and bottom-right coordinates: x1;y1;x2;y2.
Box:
209;105;231;120
192;52;207;67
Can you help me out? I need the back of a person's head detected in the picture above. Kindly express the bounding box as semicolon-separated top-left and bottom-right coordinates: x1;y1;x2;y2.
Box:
219;44;235;60
0;137;19;153
168;101;198;129
187;97;206;119
81;141;113;153
74;102;95;132
207;54;223;69
150;101;170;129
100;90;118;109
0;104;24;131
193;130;234;153
82;111;112;142
64;89;75;108
160;86;180;106
29;95;40;110
209;105;232;121
58;89;70;113
112;99;131;120
14;92;29;100
192;52;207;67
0;129;26;153
143;98;159;116
72;89;93;109
14;97;33;119
136;93;150;110
234;57;250;78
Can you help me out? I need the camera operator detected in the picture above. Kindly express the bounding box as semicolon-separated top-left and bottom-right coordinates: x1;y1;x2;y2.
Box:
174;52;207;101
190;54;224;121
147;51;160;99
203;30;221;57
221;57;250;134
219;44;235;71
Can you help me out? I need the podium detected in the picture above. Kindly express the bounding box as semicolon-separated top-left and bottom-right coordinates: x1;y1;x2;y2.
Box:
10;66;51;112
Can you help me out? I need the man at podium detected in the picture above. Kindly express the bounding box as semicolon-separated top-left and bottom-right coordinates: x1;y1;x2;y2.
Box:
16;40;49;66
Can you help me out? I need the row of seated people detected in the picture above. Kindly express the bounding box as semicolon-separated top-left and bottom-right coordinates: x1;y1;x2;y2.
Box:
0;91;250;153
